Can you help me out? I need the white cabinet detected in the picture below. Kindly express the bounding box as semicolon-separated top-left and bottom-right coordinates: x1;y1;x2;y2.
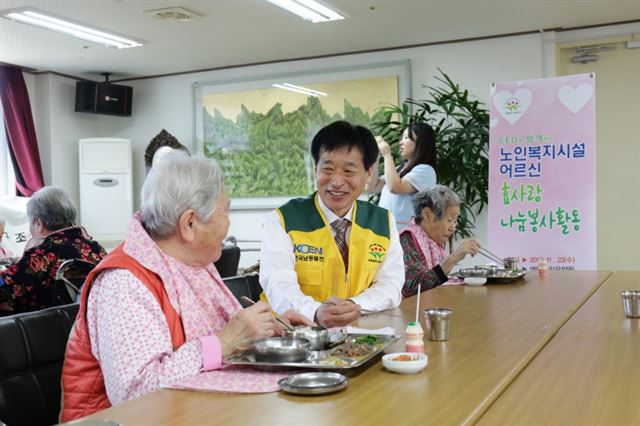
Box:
79;138;133;241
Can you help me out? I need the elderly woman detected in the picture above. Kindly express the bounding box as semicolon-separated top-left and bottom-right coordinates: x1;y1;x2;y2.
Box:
61;154;312;421
400;185;480;298
0;187;106;313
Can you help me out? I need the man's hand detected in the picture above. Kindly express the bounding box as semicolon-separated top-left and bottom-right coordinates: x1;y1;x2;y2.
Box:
314;296;361;328
274;310;316;334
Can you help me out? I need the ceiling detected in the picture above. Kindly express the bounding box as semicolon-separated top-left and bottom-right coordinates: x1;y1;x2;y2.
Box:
1;0;639;81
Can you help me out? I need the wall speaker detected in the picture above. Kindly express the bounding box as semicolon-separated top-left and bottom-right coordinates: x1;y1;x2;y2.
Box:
75;81;132;117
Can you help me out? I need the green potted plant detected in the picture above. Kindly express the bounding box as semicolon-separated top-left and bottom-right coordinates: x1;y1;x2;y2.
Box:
372;69;489;239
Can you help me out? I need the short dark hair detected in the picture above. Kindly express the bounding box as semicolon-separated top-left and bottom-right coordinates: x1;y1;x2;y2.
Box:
400;122;437;177
310;120;378;170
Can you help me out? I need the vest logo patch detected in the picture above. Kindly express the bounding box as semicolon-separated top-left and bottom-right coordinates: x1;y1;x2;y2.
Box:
294;244;325;263
294;244;323;255
368;243;386;263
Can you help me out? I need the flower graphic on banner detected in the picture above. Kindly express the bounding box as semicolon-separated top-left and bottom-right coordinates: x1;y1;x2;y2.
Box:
505;98;520;111
493;88;533;125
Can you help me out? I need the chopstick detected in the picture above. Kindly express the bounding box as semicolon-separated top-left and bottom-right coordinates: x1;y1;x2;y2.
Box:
325;301;370;314
359;307;406;319
478;247;505;266
324;301;405;319
240;296;294;331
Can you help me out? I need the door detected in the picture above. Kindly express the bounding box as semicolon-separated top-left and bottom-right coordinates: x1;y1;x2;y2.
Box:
557;36;640;270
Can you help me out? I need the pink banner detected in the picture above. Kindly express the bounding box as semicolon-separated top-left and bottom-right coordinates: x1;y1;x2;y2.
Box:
488;73;596;271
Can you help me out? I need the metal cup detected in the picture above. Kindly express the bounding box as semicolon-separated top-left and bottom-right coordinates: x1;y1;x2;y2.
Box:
423;308;453;341
621;290;640;318
503;257;518;271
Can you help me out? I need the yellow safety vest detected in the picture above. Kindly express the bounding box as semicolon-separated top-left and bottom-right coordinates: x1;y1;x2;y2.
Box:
276;194;391;301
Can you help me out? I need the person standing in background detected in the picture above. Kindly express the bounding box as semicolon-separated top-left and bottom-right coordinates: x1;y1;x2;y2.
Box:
368;123;438;230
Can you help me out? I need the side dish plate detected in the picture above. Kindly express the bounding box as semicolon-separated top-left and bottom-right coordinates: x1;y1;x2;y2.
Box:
278;372;348;395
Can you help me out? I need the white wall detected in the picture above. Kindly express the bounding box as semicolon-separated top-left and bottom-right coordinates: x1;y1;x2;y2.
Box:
23;33;543;267
24;24;638;268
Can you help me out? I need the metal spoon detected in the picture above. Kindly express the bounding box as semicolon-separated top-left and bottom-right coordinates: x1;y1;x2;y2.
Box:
240;296;294;332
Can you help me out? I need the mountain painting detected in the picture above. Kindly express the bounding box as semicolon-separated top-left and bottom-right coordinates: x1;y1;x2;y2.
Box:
196;76;399;197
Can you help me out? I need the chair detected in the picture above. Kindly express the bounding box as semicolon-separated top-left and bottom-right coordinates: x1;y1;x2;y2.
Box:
222;275;253;306
222;273;263;306
52;259;97;305
245;273;263;302
0;303;79;426
214;245;241;278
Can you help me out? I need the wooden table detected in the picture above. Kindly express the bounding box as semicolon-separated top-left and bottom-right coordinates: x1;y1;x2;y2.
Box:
83;271;610;425
478;271;640;425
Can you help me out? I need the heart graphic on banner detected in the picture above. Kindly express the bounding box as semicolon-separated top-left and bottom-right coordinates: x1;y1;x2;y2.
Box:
558;84;593;114
492;88;533;125
490;117;499;128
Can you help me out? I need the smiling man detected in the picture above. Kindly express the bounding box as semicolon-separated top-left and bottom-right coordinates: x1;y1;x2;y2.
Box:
260;121;404;328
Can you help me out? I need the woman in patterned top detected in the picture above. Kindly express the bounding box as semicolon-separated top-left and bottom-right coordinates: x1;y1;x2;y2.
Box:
400;185;480;297
0;186;106;313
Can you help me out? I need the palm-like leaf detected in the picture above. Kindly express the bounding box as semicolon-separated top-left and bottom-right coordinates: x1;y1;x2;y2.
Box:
372;69;489;239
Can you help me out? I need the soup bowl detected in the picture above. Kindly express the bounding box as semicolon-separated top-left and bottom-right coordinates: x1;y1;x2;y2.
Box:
283;326;329;350
252;337;311;363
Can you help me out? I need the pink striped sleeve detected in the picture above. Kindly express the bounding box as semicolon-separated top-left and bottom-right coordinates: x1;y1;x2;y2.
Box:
199;335;222;371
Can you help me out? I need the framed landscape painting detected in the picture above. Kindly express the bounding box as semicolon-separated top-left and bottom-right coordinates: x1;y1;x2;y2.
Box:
193;61;411;208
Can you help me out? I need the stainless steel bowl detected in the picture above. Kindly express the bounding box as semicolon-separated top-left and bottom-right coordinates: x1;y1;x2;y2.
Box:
252;337;311;363
459;267;487;277
283;326;329;350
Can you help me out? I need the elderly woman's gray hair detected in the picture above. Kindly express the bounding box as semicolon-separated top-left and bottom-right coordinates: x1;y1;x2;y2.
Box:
0;217;5;226
412;185;460;223
141;153;224;239
27;186;77;230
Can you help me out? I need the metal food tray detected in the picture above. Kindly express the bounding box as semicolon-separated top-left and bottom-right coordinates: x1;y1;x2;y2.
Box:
224;334;400;370
453;267;527;283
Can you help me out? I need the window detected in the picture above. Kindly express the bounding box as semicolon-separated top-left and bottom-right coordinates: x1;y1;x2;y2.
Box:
0;100;16;198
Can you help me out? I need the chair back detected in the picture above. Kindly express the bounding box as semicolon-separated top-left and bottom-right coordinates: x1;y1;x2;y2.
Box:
0;303;79;426
214;246;240;278
52;259;97;305
245;273;263;302
222;274;263;306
